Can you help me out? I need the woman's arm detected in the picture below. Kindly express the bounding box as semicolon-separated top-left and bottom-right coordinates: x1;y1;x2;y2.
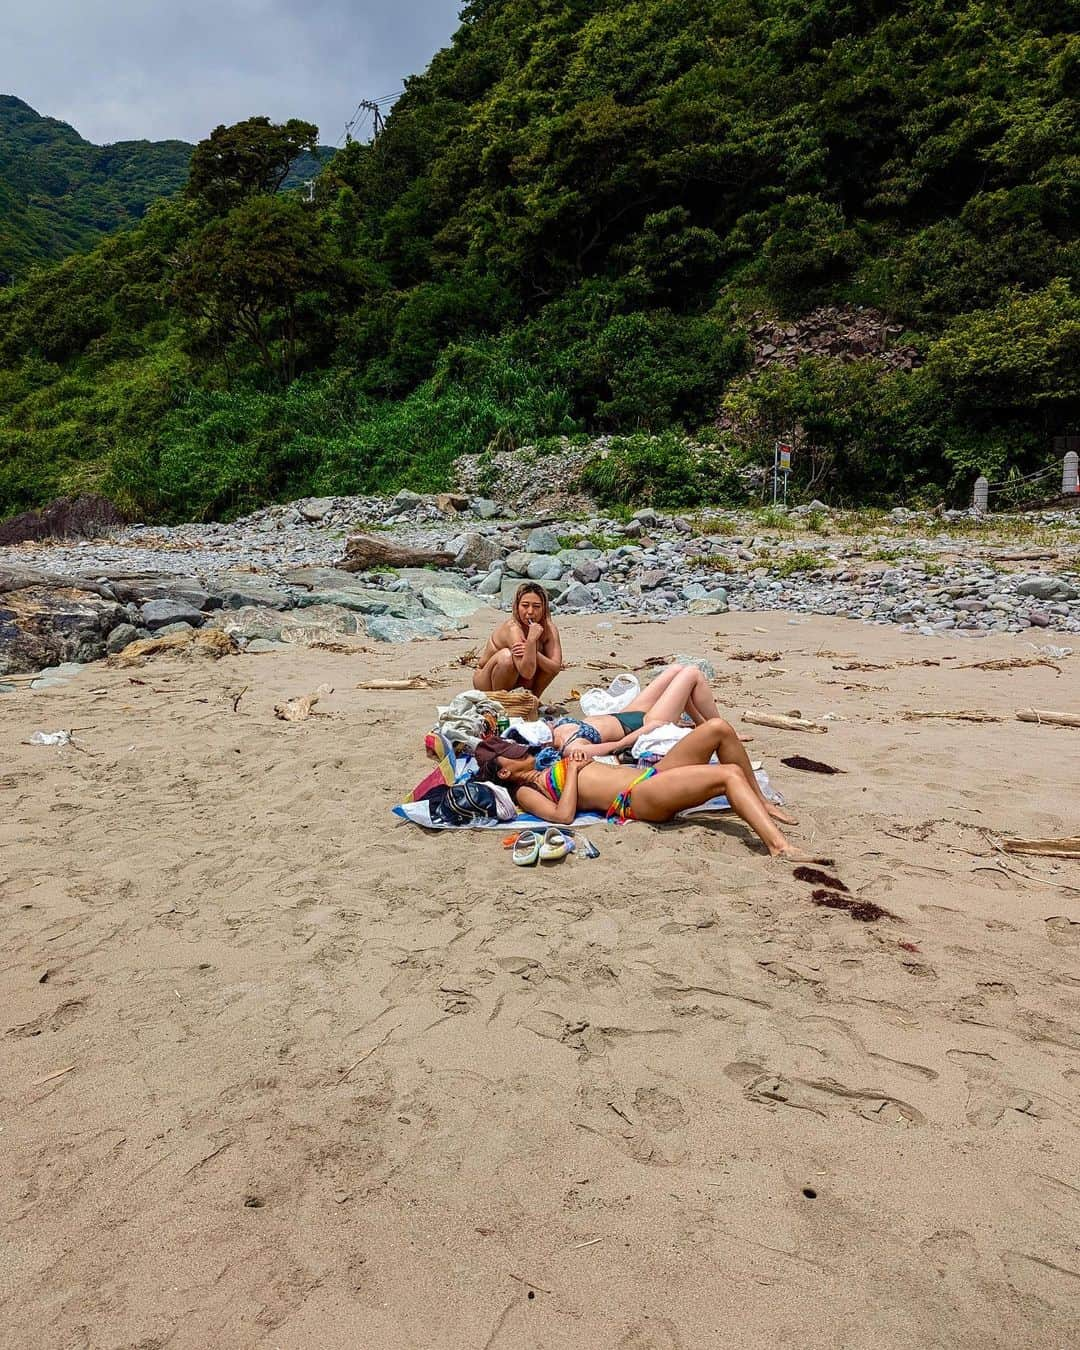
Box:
515;760;580;825
535;623;564;674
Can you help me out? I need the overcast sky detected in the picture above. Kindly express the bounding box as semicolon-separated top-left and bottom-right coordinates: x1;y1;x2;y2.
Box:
3;1;464;146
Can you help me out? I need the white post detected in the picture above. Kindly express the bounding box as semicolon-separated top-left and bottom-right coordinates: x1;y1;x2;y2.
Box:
1064;450;1079;495
973;476;989;513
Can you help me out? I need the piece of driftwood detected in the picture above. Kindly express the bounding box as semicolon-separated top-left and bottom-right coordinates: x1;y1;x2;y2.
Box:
1001;837;1080;859
902;709;1002;722
1016;708;1080;728
337;534;454;572
988;550;1059;562
356;676;433;690
742;710;827;733
274;683;333;721
728;650;782;662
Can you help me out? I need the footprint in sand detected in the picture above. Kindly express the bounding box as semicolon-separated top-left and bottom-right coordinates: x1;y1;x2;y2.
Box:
725;1063;924;1126
1045;916;1080;947
920;1228;979;1276
1002;1251;1080;1306
7;997;88;1038
618;1318;684;1350
573;1081;690;1166
948;1050;1053;1129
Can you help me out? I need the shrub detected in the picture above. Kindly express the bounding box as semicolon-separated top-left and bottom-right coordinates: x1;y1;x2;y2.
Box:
579;431;748;508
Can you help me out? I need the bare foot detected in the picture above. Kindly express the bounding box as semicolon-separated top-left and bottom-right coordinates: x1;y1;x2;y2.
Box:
767;802;798;825
738;734;754;743
768;846;835;864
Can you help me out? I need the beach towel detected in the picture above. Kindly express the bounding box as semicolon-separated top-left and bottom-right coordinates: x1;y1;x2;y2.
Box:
393;740;782;831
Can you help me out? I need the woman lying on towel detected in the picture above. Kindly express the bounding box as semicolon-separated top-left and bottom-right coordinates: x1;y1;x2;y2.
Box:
550;662;737;758
473;723;812;861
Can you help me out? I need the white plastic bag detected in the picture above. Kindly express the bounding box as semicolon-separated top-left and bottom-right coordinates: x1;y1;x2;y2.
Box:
28;730;72;746
580;673;640;717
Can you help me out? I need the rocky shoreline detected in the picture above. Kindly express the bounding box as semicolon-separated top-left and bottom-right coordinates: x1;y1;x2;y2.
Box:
2;487;1077;681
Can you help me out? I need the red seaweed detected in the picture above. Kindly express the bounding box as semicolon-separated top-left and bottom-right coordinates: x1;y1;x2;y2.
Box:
811;889;893;922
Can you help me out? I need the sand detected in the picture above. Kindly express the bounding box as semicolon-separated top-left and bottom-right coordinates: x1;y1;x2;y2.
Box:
2;610;1079;1349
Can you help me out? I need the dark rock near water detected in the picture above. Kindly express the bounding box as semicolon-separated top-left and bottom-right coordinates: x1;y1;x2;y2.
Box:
0;585;127;673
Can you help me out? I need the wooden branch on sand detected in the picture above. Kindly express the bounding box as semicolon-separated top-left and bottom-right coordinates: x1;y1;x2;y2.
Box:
337;534;454;573
1001;836;1080;859
1016;708;1080;729
902;709;1002;722
742;710;827;733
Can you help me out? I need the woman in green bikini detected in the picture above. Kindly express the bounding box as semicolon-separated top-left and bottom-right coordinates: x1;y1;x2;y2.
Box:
475;720;811;860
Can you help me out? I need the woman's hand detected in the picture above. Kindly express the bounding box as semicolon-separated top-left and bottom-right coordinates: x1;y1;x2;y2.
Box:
564;749;588;765
526;622;544;643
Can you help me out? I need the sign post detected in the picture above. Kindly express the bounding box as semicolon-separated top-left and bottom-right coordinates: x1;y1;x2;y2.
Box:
773;439;793;506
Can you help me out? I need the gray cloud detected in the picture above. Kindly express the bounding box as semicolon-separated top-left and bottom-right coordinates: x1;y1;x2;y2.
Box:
3;0;463;145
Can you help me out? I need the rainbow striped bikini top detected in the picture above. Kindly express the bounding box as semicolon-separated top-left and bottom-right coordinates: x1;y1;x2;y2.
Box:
540;758;567;802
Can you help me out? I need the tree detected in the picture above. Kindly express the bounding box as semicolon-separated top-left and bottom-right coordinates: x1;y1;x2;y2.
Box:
186;117;319;214
172;195;335;384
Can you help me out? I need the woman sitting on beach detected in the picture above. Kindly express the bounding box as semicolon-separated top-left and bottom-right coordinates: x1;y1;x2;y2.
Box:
551;662;737;759
474;723;810;861
473;582;563;700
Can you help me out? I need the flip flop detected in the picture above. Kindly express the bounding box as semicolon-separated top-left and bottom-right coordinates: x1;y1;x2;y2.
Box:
512;831;541;866
539;827;570;862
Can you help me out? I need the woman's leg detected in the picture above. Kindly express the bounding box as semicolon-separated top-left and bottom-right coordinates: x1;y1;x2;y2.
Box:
652;718;796;824
634;666;711;726
624;663;685;713
473;648;519;691
628;762;813;859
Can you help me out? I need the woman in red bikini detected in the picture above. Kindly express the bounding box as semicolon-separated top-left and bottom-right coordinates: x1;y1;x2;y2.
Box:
474;722;812;861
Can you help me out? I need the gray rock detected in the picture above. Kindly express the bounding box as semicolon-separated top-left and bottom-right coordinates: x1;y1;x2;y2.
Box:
561;582;595;609
621;519;644;539
1016;576;1078;602
0;584;127;673
526;527;562;554
706;587;729;602
111;579;217;611
687;598;729;616
420;586;490;618
472;498;499;519
391;489;423;511
297;497;335;522
672;516;693;534
156;621;195;637
140;599;206;630
454;532;503;570
105;622;142;655
1027;611;1051;627
209;573;298;610
639;568;669;591
476;570;504;596
527;556;565;582
632;508;659;528
244;638;291;653
682;584;708;601
365;615;446;643
572;560;602;584
503;551;537;577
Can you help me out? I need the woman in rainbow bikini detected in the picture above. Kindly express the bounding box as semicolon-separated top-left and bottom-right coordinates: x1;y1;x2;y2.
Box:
473;721;811;861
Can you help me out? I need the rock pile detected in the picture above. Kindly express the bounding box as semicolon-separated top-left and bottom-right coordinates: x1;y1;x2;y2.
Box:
743;306;922;374
2;493;1078;680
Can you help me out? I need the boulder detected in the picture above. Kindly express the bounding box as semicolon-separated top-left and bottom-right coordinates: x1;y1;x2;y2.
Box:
390;489;423;512
687;598;729;616
632;508;659;528
111;578;217;610
211;604;365;645
639;568;669;591
209;573;299;610
420;586;490;619
105;622;145;654
297;497;335;522
365;615;447;643
0;585;128;674
526;526;562;554
1016;576;1078;602
140;599;206;630
504;551;538;577
572;560;602;584
454;532;503;570
527;557;565;582
472;498;499;519
476;570;503;596
435;492;470;515
561;582;595;609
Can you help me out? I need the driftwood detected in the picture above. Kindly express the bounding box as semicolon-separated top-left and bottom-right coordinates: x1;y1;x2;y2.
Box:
742;710;828;733
961;657;1060;673
274;683;333;721
337;534;454;573
902;709;1002;722
1001;837;1080;859
356;676;433;691
1016;708;1080;729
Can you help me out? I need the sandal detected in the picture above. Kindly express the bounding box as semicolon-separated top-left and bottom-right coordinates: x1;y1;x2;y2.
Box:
512;831;541;866
539;827;570;862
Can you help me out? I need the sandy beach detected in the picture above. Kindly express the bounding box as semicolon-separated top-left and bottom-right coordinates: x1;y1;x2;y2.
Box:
2;609;1078;1349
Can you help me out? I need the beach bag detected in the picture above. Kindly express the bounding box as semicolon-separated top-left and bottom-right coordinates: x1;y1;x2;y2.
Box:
425;781;516;826
580;673;640;717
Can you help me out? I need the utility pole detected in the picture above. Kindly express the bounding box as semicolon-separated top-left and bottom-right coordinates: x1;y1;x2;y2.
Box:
357;99;385;139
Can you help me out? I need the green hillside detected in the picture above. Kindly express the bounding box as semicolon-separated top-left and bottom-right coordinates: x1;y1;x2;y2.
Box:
1;2;1078;522
0;96;332;278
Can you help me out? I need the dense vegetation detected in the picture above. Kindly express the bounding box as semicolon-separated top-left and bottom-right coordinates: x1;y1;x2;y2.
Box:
1;2;1078;523
0;97;329;279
